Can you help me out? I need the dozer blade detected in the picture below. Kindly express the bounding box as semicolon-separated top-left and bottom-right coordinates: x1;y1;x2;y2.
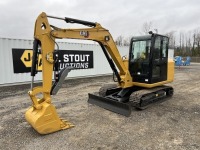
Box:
88;93;131;117
25;102;74;134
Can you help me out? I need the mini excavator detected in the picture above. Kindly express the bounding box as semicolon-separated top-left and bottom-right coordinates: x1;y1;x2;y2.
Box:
25;12;174;134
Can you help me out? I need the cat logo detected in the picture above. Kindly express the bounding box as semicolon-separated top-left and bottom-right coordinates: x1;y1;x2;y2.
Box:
80;31;89;38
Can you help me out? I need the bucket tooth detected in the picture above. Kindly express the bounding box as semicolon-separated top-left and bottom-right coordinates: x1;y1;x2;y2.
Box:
25;102;74;134
60;119;74;129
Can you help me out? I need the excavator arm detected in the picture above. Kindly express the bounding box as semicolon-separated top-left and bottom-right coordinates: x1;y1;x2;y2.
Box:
25;12;133;134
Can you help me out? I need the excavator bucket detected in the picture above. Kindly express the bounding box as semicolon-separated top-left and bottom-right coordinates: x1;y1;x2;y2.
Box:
25;101;74;134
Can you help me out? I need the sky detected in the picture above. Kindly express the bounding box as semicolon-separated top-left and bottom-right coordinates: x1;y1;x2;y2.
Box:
0;0;200;41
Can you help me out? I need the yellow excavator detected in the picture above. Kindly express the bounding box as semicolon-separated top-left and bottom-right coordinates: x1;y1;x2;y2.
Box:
25;12;174;134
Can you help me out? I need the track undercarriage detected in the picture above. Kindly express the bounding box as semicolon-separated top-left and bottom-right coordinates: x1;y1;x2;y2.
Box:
88;83;174;116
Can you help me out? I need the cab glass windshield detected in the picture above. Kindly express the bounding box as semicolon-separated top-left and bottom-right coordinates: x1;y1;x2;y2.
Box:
132;40;151;61
129;39;151;76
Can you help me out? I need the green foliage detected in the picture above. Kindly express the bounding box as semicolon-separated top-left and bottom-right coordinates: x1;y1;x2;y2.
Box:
174;47;200;57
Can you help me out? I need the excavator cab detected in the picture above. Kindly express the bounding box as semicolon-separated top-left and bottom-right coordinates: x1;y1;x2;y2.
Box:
129;34;168;84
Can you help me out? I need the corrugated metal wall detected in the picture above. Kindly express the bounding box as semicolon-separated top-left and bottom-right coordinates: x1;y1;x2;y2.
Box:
0;38;129;86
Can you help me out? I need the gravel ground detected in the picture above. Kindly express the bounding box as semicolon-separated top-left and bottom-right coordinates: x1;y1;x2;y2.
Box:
0;63;200;150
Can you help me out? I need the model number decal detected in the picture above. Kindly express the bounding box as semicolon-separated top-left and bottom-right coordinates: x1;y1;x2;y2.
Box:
80;31;89;38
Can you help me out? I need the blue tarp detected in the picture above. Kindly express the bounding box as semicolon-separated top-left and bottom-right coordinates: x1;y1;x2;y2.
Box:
183;56;191;66
174;56;183;66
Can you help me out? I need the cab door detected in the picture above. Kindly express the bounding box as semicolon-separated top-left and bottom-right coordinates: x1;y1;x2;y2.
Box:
151;35;168;83
129;38;151;83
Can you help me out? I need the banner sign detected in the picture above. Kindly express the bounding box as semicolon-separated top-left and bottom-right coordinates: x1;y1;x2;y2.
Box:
12;49;93;73
57;50;93;70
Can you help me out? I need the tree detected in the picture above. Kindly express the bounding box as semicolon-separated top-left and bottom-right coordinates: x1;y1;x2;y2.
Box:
141;21;153;35
191;28;200;56
165;31;176;49
115;35;124;46
115;35;132;46
123;36;132;46
192;30;196;56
